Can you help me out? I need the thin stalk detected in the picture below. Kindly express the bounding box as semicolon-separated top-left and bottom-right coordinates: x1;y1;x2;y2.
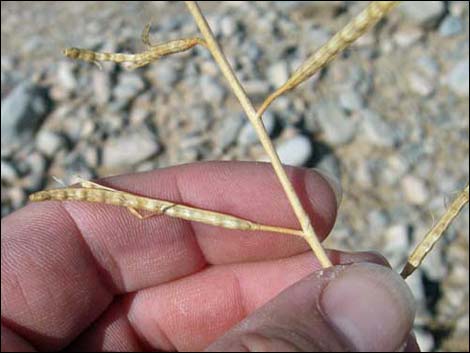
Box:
185;1;332;268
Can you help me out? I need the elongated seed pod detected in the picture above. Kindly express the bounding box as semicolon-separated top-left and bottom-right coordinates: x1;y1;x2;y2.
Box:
29;187;304;237
401;184;469;279
63;38;206;68
257;1;399;118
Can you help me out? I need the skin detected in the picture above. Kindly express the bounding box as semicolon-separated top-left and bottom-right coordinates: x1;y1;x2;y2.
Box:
1;161;419;351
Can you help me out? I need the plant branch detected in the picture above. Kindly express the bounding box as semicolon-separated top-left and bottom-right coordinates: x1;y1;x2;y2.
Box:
185;1;332;268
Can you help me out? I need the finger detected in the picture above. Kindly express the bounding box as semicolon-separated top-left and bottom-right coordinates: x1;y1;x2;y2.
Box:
205;263;415;352
87;161;340;265
70;251;388;351
1;162;339;350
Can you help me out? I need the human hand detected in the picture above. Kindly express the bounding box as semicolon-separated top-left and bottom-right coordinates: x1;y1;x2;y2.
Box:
1;162;418;351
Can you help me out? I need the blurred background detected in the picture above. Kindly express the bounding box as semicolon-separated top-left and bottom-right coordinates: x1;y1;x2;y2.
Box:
1;1;469;351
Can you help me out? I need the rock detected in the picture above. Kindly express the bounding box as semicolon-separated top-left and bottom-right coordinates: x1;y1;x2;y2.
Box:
401;175;430;205
92;70;111;104
361;109;398;147
113;72;145;102
267;61;289;88
189;104;212;133
1;160;17;183
152;61;180;88
23;152;47;190
243;80;270;98
215;113;244;150
276;135;312;166
414;329;435;353
420;242;447;281
408;72;434;96
35;130;65;157
1;82;50;146
312;101;356;146
339;89;364;112
56;61;77;91
238;111;276;145
220;16;237;37
393;26;423;48
438;15;463;37
199;76;226;105
444;59;469;97
102;127;160;168
315;154;342;182
400;1;445;28
384;224;410;267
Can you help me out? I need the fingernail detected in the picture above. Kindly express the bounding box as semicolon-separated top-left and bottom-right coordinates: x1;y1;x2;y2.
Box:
313;168;343;206
320;263;415;351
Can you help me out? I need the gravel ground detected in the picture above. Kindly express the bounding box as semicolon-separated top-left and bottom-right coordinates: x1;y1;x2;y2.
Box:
1;2;469;351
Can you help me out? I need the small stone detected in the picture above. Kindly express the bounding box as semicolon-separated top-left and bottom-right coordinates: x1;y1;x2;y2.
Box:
1;160;17;183
220;16;237;37
267;61;289;88
199;76;226;105
276;135;313;167
56;62;77;91
238;111;276;145
408;72;434;96
400;1;445;28
339;89;364;112
215;113;244;150
243;80;270;98
414;329;434;353
92;70;111;104
152;61;180;88
438;15;463;37
8;186;26;210
393;26;423;47
384;224;410;262
1;82;50;146
312;101;356;146
401;175;430;205
315;154;342;182
444;59;469;97
113;73;145;102
102;127;160;168
361;109;398;147
23;152;46;190
35;130;65;157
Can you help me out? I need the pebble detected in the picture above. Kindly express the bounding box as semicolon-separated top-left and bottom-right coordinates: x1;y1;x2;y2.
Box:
23;152;47;190
113;73;145;102
276;135;312;167
92;70;111;105
338;89;364;112
438;15;464;37
400;1;446;28
35;130;65;157
408;72;434;97
414;329;435;353
312;101;356;146
267;61;289;88
199;76;226;105
1;160;17;183
102;128;160;168
393;26;423;48
215;112;244;151
315;154;342;182
384;224;410;267
444;59;469;97
238;111;276;145
401;175;430;205
1;82;50;146
56;62;77;91
361;109;398;147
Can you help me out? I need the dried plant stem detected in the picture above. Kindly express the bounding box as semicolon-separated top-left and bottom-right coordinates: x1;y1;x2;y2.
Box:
401;183;469;279
185;1;332;268
29;185;306;237
256;1;399;119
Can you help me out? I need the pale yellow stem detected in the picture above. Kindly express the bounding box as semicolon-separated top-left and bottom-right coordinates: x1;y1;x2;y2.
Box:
185;1;332;268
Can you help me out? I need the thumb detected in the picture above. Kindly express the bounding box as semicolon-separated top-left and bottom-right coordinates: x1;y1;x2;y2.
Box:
205;263;416;352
